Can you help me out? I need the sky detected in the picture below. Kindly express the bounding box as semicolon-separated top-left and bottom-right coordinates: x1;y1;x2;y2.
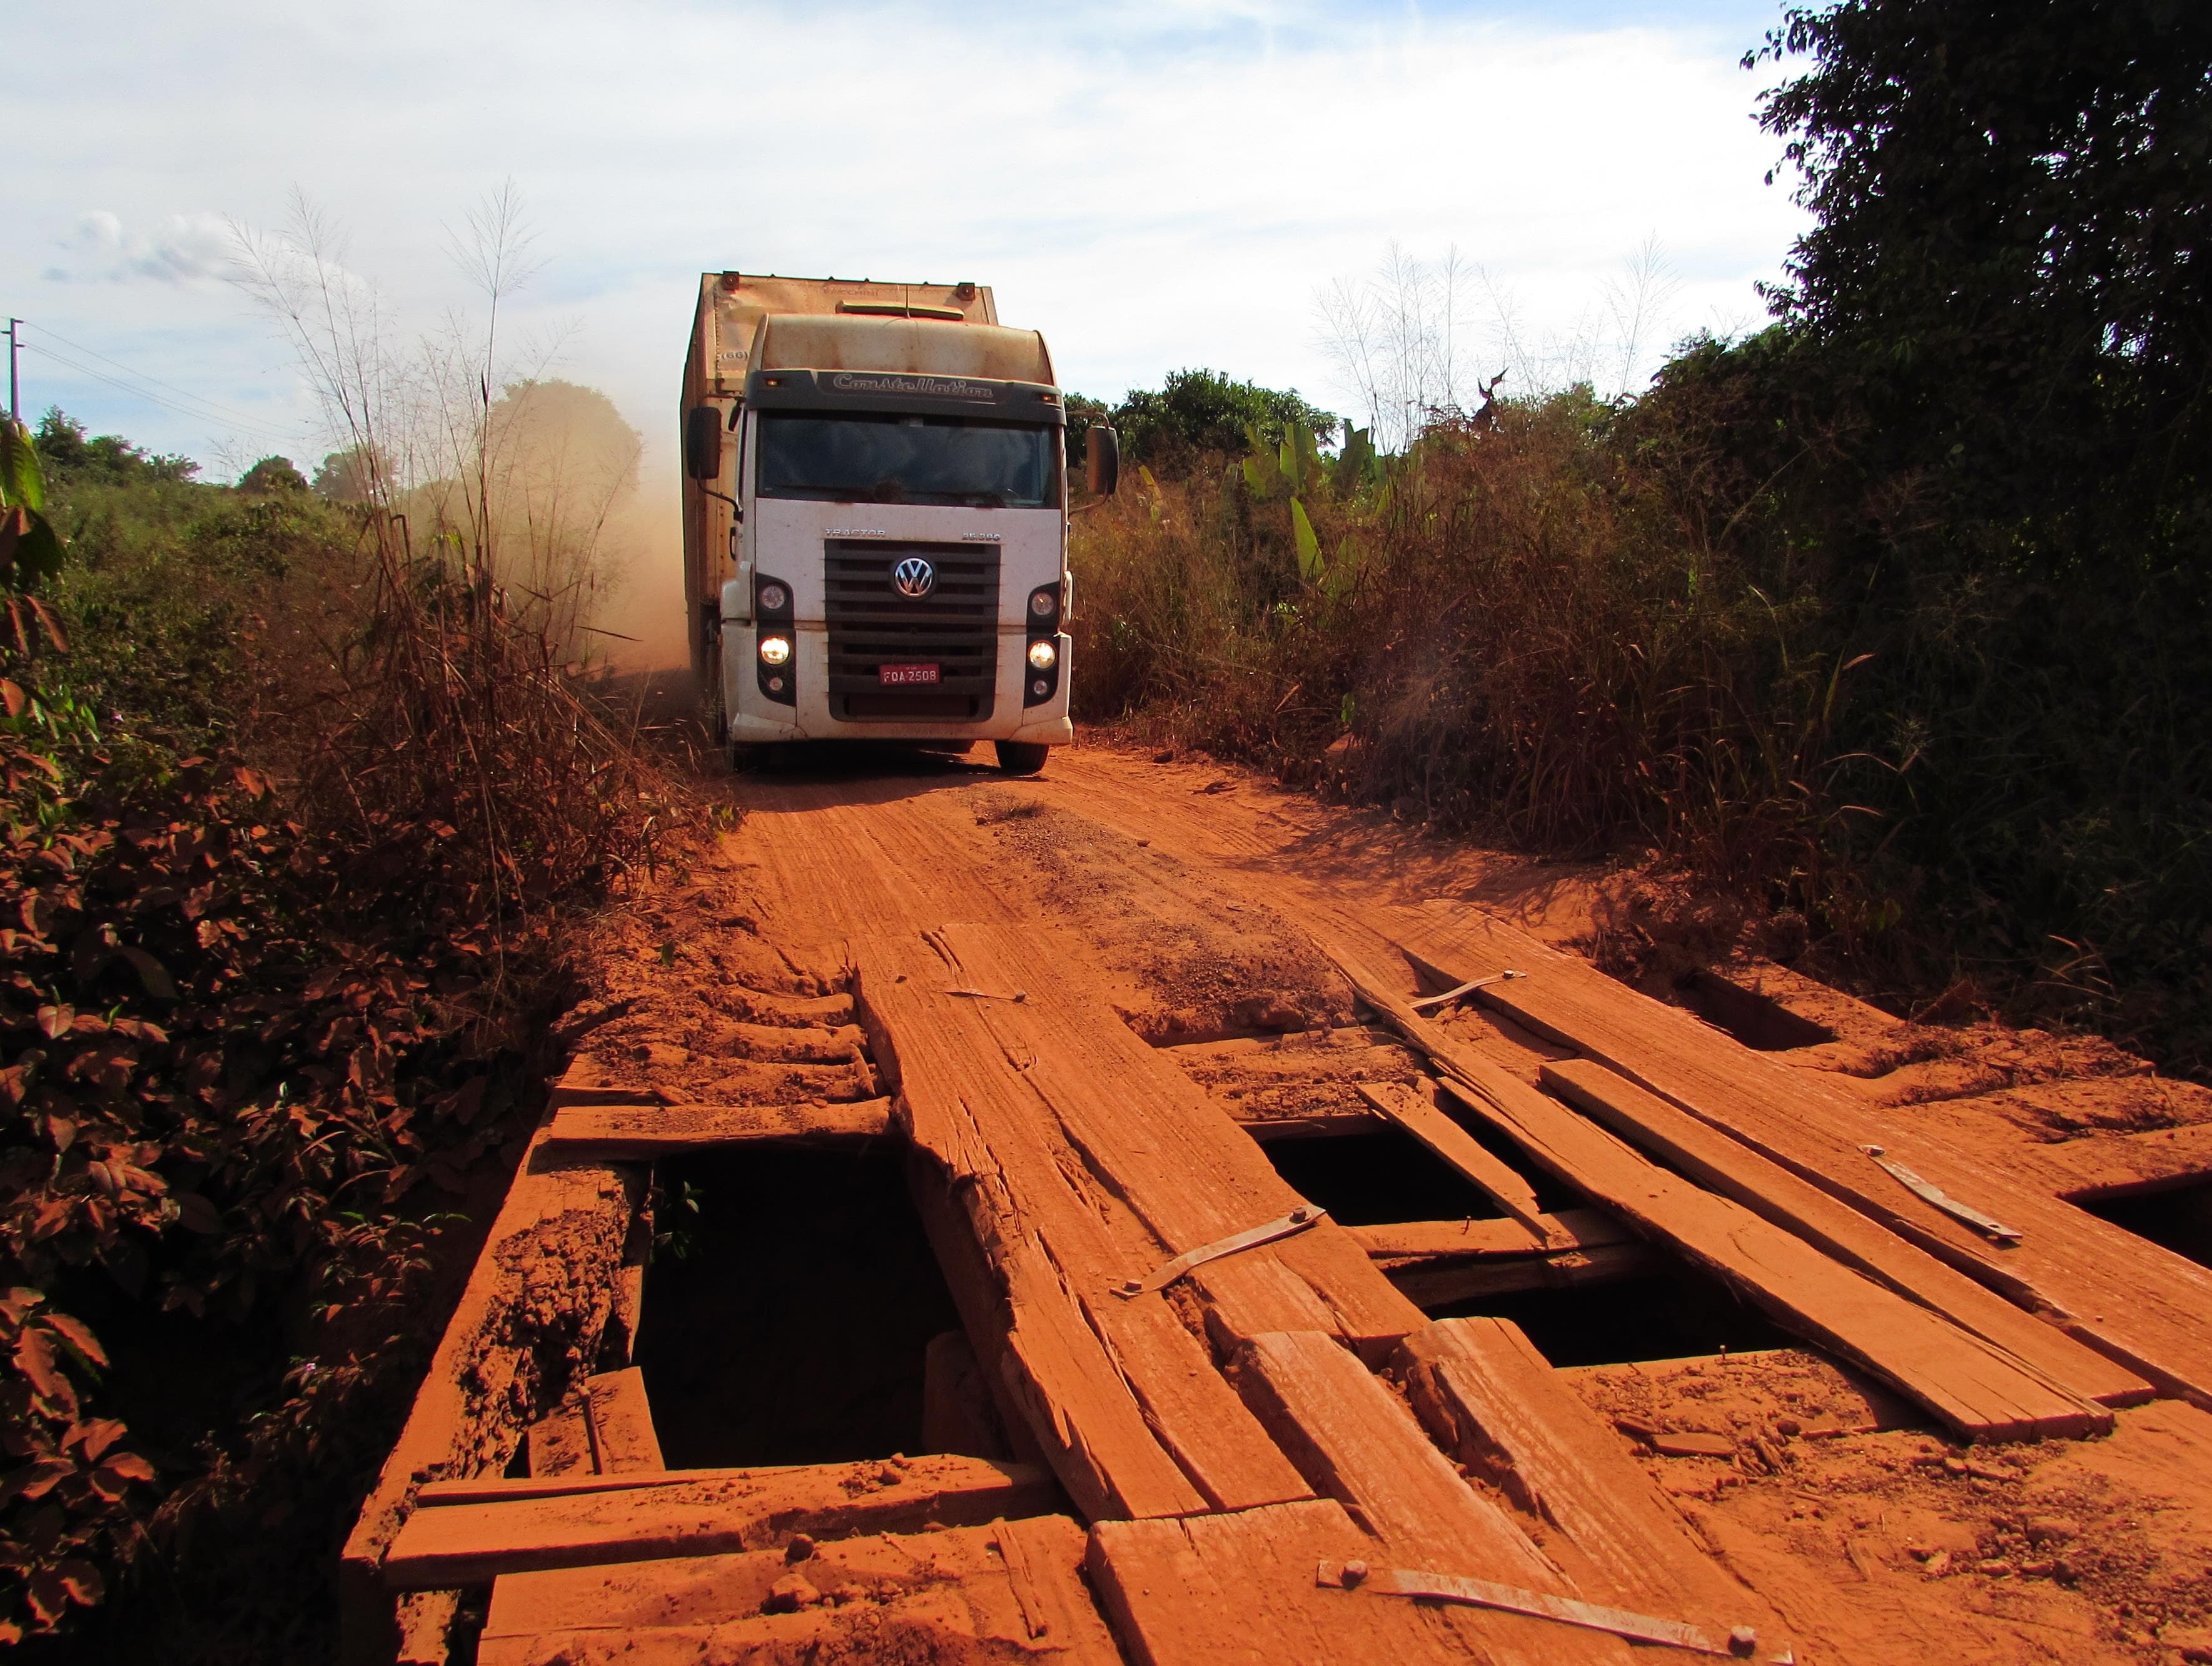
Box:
8;0;1809;655
8;0;1809;478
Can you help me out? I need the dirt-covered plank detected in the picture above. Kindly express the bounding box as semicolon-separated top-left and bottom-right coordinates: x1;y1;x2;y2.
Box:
1226;1331;1634;1664
1396;1316;1788;1648
383;1454;1062;1588
1085;1498;1477;1666
540;1096;891;1156
1387;901;2212;1408
340;1128;644;1662
903;921;1427;1363
477;1517;1122;1666
1316;932;2111;1441
856;928;1312;1520
1542;1058;2151;1408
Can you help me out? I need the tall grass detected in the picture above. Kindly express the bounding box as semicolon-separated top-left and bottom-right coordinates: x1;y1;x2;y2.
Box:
1073;393;1866;911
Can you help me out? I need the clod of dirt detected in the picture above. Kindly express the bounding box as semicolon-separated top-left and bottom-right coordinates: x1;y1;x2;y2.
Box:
764;1573;822;1613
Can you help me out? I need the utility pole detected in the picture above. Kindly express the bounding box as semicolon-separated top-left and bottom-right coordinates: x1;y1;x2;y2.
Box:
6;318;18;424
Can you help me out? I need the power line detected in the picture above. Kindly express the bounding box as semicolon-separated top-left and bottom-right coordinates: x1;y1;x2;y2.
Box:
29;321;308;439
15;325;317;454
21;340;306;452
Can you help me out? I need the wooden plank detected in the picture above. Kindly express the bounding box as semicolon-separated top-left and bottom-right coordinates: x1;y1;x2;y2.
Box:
383;1454;1063;1588
525;1406;595;1478
1385;901;2212;1407
1085;1498;1478;1666
583;1368;663;1473
541;1097;891;1156
479;1518;1123;1666
1232;1106;1388;1141
1357;1080;1570;1248
1226;1331;1632;1664
1396;1317;1785;1647
1376;1239;1659;1308
1313;931;2111;1441
1542;1058;2151;1408
2024;1121;2212;1201
339;1129;643;1664
1348;1208;1630;1261
857;929;1311;1520
911;922;1427;1363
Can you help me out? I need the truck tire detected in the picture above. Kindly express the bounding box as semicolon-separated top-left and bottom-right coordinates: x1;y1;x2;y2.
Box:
995;741;1050;776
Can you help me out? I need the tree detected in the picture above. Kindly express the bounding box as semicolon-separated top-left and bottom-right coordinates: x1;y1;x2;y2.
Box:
238;455;308;495
311;443;383;503
1754;0;2212;580
32;409;198;485
1112;370;1336;472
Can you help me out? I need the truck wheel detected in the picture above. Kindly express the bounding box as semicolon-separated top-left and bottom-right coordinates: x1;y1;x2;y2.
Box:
995;741;1049;776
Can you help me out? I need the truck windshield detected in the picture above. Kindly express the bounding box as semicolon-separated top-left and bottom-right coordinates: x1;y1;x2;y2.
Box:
756;413;1056;508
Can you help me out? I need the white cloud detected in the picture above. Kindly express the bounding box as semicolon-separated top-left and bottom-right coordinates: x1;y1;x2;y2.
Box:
43;210;234;285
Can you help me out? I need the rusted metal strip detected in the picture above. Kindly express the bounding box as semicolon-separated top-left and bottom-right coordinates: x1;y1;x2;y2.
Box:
1861;1146;2022;1245
1315;1561;1777;1660
1409;968;1525;1013
1113;1206;1328;1298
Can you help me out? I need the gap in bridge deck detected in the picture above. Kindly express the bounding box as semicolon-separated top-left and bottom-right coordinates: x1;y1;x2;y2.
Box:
1259;1124;1570;1226
634;1147;961;1468
1437;1267;1794;1368
2081;1178;2212;1270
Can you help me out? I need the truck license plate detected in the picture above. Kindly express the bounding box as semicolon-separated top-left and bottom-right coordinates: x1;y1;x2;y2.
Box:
879;663;941;686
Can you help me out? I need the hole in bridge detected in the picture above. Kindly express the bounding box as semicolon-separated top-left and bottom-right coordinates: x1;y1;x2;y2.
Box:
1434;1265;1794;1368
635;1146;961;1468
1258;1121;1583;1226
1674;971;1837;1052
2079;1178;2212;1270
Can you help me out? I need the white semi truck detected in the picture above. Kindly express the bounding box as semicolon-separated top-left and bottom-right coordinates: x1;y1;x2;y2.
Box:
680;273;1116;774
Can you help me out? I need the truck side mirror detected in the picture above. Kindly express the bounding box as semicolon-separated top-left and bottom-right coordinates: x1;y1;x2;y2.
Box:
685;405;724;482
1085;426;1120;497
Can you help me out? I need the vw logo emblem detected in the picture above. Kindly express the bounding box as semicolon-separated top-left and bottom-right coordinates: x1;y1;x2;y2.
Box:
892;556;936;599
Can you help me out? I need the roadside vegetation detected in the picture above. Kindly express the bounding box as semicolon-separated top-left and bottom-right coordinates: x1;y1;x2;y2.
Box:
0;198;680;1655
1069;1;2212;1079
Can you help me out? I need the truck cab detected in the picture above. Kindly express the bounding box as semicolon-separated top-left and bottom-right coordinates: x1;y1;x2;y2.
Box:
680;273;1114;774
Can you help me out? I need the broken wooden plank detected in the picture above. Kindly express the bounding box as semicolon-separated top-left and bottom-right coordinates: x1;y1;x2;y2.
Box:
858;929;1312;1520
339;1126;643;1664
1312;930;2111;1441
383;1454;1062;1588
479;1518;1123;1666
1541;1058;2151;1408
898;922;1427;1363
1395;1316;1787;1647
1353;1208;1660;1302
1386;901;2212;1408
540;1097;891;1157
1226;1330;1634;1663
583;1368;663;1474
1373;1238;1659;1308
1357;1079;1570;1249
1084;1498;1486;1666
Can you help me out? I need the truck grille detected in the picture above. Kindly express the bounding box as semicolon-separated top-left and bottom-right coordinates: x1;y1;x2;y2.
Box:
824;539;999;722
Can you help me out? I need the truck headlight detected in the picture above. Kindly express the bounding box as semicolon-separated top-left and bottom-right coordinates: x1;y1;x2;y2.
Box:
1027;639;1057;670
759;635;792;666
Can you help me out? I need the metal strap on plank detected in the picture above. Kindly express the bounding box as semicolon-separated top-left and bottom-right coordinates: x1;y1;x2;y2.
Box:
1114;1206;1328;1298
1315;1560;1782;1660
1410;968;1526;1013
1861;1146;2022;1245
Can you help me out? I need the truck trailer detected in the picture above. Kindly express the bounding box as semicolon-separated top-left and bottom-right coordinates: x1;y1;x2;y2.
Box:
680;272;1115;774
